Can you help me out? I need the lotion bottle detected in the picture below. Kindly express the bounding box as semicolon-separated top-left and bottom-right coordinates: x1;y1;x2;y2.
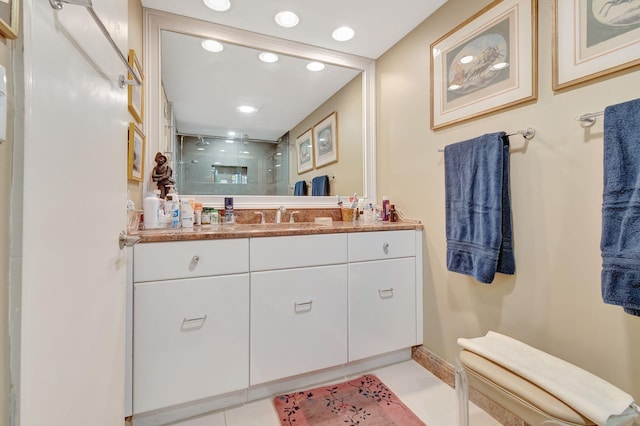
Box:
381;196;390;221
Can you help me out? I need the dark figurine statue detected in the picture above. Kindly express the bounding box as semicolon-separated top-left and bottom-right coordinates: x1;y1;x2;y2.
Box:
151;152;175;198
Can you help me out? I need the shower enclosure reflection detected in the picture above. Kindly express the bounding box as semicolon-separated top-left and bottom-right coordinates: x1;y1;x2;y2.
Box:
177;134;289;195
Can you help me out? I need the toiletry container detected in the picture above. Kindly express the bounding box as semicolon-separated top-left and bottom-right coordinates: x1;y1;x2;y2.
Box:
224;197;234;224
194;202;203;225
165;186;180;228
143;190;162;229
382;196;390;221
180;198;194;228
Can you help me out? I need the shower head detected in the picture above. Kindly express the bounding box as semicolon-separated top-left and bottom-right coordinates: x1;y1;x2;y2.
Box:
179;160;199;165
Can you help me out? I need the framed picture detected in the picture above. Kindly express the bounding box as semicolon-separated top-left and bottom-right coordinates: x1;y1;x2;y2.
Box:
128;49;144;123
296;128;314;174
313;112;338;168
128;123;145;182
0;0;19;39
430;0;537;129
553;0;640;91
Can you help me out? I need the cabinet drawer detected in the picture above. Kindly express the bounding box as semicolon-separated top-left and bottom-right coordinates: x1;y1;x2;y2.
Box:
250;265;348;385
348;230;415;262
250;233;347;271
133;275;249;414
348;258;417;361
134;239;249;282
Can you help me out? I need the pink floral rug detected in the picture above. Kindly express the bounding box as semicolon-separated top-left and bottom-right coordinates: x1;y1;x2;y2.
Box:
273;374;426;425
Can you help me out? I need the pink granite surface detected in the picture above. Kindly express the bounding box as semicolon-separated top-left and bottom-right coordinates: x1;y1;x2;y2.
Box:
129;208;422;243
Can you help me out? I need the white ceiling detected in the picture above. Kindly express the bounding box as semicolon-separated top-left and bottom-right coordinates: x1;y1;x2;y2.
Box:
142;0;448;140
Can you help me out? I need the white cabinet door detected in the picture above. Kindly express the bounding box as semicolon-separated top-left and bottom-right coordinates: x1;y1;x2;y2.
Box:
250;265;348;385
133;274;249;414
348;258;417;362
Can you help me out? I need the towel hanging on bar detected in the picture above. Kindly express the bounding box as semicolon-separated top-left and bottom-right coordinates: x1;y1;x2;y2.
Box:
438;127;535;152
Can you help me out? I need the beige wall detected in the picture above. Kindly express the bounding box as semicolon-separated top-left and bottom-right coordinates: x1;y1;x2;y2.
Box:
128;0;144;207
0;34;13;426
377;0;640;402
290;74;363;196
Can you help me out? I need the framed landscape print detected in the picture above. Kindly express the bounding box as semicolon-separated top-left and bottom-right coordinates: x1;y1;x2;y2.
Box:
430;0;537;129
128;123;145;182
0;0;19;39
296;128;314;174
313;112;338;168
553;0;640;90
128;49;144;123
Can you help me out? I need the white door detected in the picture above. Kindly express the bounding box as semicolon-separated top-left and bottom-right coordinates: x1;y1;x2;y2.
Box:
17;0;128;424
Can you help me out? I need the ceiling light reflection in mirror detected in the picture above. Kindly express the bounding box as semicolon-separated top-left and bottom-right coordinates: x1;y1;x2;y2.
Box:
161;30;361;141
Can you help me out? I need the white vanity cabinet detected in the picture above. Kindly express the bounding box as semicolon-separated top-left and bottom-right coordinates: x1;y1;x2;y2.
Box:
249;234;348;385
132;239;250;414
347;230;421;362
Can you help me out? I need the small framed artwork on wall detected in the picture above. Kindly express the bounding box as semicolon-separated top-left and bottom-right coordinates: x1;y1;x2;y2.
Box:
128;49;144;123
128;123;145;182
313;112;338;168
0;0;19;39
296;128;314;174
553;0;640;90
430;0;537;129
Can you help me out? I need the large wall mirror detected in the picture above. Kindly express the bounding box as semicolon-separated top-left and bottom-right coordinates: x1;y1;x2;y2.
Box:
144;9;377;207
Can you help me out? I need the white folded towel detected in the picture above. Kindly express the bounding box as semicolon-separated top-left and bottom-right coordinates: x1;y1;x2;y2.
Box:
457;331;638;426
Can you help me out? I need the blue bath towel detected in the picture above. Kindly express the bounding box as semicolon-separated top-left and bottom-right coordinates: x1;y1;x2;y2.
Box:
601;98;640;316
444;132;515;284
294;180;307;196
311;175;330;196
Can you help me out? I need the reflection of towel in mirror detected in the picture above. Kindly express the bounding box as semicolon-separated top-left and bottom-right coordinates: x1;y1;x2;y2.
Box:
444;132;515;284
601;97;640;317
294;180;307;196
311;175;330;196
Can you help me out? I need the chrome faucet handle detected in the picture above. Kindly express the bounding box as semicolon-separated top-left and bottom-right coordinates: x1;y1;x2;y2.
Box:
279;205;287;213
289;211;300;223
254;211;266;224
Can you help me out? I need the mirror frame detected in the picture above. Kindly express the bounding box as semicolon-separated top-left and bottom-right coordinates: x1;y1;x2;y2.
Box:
144;9;376;208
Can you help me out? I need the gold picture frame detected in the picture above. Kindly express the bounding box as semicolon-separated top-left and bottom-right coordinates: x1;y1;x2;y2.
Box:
296;128;314;174
0;0;19;39
128;49;144;123
553;0;640;91
128;123;145;182
430;0;537;129
313;112;338;168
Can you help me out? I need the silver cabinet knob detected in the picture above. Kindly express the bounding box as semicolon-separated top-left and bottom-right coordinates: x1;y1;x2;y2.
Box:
383;242;389;254
192;255;200;263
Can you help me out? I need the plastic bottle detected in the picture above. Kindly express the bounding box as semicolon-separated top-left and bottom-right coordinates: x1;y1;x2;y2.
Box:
382;196;390;222
180;198;194;228
194;202;203;226
126;190;135;211
143;190;162;229
165;186;180;229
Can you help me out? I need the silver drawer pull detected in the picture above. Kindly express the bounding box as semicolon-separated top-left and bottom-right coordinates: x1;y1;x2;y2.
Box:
382;242;389;254
294;300;313;311
182;315;207;324
191;255;200;264
378;288;394;298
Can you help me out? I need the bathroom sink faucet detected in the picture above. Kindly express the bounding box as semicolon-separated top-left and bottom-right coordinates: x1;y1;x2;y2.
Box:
276;206;286;224
289;211;300;223
254;211;266;224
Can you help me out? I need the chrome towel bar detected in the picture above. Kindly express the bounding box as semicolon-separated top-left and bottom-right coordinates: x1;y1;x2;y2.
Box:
437;127;535;152
49;0;142;88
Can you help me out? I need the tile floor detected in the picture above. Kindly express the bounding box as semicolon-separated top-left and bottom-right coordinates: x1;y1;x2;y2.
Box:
168;360;501;426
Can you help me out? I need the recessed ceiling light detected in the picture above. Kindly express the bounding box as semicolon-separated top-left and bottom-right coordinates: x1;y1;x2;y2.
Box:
203;0;231;12
306;61;325;72
236;105;258;114
202;39;224;53
275;11;299;28
259;52;279;63
332;26;355;41
228;131;236;136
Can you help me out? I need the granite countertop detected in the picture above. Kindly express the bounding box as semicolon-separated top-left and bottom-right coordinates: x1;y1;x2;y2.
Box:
130;221;423;243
